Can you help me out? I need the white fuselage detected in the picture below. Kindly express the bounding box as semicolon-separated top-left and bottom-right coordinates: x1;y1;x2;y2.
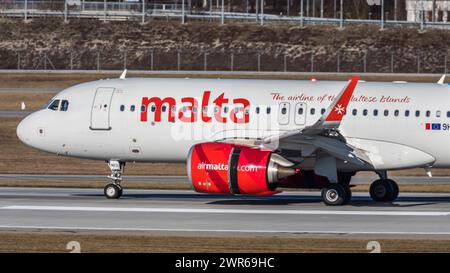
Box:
16;78;450;171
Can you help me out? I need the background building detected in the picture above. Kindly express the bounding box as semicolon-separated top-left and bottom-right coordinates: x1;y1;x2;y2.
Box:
407;0;450;22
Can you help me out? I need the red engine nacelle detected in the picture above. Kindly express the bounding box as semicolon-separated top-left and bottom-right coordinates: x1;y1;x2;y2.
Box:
187;142;292;195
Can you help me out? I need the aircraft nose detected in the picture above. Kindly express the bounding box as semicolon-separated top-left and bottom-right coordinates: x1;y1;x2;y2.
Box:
16;116;32;144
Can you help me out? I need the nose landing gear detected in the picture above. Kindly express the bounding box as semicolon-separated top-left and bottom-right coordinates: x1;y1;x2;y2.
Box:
104;160;125;199
104;183;123;199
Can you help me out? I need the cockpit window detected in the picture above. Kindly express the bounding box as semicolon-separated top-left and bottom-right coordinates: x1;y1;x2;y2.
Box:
48;100;60;111
60;100;69;111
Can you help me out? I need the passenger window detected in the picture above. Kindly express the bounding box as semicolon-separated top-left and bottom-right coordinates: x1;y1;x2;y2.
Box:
193;106;197;113
426;111;430;117
415;110;420;117
162;105;167;112
363;109;368;116
256;107;260;114
214;106;219;113
384;110;388;116
130;105;135;112
281;107;287;115
373;109;378;116
224;107;228;113
267;107;271;114
447;111;450;118
310;108;315;115
437;111;441;117
405;110;410;117
394;110;399;117
298;108;303;115
172;105;177;112
48;100;60;111
60;100;69;111
321;108;325;114
151;105;156;112
141;105;146;112
203;106;208;113
120;105;125;112
352;109;357;116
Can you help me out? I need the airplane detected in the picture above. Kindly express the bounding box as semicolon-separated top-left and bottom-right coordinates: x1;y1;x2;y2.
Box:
16;72;449;206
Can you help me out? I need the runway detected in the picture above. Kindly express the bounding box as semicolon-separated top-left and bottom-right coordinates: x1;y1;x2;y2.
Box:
0;87;58;93
0;174;187;182
1;187;450;236
0;173;448;184
0;111;31;118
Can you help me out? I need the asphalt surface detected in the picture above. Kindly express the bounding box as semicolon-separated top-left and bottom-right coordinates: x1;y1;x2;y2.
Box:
0;174;187;182
0;110;31;118
0;86;57;118
0;87;58;93
0;173;447;184
0;187;450;236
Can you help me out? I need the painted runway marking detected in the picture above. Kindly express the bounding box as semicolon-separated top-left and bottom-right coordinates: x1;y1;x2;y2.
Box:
0;225;450;235
2;205;450;216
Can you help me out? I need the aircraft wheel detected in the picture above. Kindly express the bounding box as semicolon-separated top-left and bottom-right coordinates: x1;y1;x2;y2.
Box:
104;183;122;199
370;179;395;202
321;184;348;206
387;179;399;200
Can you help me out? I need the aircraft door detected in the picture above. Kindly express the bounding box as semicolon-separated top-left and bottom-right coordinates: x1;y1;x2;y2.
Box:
294;103;307;125
90;87;115;130
277;102;290;125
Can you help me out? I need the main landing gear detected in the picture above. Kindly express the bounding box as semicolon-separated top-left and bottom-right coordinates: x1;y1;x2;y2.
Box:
320;171;399;205
369;171;399;202
104;160;125;199
321;172;353;206
321;183;352;206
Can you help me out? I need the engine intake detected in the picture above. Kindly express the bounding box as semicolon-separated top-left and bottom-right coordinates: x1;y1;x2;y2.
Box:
187;142;295;195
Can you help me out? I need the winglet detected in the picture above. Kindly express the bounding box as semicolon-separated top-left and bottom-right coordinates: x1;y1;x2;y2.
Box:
119;69;127;80
302;76;360;135
438;74;446;85
322;76;359;124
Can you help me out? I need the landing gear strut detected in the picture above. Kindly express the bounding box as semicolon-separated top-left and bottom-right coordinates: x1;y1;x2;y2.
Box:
369;171;399;202
104;160;125;199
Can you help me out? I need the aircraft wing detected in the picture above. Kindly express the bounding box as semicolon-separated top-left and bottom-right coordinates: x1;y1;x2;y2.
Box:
256;76;372;167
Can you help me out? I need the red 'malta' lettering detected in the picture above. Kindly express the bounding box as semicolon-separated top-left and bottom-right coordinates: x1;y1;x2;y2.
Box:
140;91;250;124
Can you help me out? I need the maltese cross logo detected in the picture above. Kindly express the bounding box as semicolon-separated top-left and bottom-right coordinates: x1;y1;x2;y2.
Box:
334;104;345;115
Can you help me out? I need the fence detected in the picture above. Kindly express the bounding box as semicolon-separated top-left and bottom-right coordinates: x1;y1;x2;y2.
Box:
0;0;449;29
2;49;448;74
